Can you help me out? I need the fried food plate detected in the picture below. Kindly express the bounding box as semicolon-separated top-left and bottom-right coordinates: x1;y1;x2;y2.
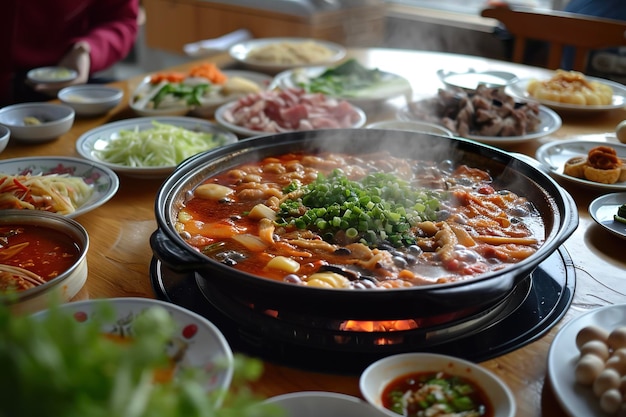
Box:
535;140;626;191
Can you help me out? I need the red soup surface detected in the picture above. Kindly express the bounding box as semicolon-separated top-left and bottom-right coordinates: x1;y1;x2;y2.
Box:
0;224;80;290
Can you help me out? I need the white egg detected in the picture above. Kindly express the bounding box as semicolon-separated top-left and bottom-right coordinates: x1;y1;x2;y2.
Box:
606;354;626;376
620;375;626;396
600;389;623;414
575;354;606;385
577;325;610;349
609;327;626;351
617;120;626;144
581;340;611;361
594;368;622;397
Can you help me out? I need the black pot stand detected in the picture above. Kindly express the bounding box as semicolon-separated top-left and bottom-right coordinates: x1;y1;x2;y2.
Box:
150;246;575;374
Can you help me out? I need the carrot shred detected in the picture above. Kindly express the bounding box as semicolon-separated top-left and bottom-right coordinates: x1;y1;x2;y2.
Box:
148;63;227;85
149;72;186;84
188;63;227;84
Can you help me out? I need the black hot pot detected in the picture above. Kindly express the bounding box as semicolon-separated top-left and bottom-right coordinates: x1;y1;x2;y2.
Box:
151;129;578;320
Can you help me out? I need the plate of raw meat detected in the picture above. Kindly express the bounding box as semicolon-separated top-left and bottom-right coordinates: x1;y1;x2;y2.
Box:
214;87;366;137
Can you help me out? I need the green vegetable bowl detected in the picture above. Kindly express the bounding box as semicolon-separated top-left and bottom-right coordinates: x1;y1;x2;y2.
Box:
360;353;516;417
76;116;238;179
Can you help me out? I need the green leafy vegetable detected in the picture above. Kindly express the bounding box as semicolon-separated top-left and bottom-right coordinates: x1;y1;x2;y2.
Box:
96;121;228;167
152;83;211;108
276;169;444;247
388;373;486;417
296;58;411;98
0;300;283;417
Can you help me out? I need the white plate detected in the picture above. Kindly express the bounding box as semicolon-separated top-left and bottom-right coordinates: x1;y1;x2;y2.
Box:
214;98;367;138
130;70;273;117
589;192;626;240
34;297;234;403
398;102;561;145
548;304;626;417
229;37;347;74
0;156;119;218
535;140;626;190
271;66;413;107
509;76;626;113
76;116;238;179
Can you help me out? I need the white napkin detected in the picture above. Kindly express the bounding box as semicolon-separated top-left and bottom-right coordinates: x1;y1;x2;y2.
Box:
183;29;253;57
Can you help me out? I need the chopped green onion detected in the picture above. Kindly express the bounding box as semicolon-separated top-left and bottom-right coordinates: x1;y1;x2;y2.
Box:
276;169;445;248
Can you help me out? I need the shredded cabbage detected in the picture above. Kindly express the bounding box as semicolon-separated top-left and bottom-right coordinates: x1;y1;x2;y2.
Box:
96;121;229;167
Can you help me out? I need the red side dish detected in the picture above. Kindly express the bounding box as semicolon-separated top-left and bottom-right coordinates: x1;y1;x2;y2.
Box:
381;370;493;417
0;224;80;291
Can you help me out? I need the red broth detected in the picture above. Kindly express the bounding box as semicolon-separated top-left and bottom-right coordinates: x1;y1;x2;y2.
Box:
0;224;80;287
177;151;545;289
381;370;493;417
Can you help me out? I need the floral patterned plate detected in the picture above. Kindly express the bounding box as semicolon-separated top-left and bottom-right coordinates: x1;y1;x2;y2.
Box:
35;297;234;403
0;156;119;218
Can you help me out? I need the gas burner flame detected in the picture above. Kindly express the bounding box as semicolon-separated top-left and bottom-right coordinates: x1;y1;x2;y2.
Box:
340;319;419;332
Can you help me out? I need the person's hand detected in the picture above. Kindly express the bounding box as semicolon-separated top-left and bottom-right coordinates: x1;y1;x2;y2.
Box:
31;41;91;96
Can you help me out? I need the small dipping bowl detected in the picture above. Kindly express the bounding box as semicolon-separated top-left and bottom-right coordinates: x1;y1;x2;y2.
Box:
0;210;89;314
264;391;388;417
27;66;78;84
366;120;454;136
58;85;124;117
360;352;516;417
437;69;518;91
0;125;10;154
0;102;75;142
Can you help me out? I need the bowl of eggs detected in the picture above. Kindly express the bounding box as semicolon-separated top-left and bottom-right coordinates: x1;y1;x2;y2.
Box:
548;304;626;416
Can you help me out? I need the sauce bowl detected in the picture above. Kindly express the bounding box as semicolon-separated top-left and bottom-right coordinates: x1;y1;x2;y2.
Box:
0;210;89;314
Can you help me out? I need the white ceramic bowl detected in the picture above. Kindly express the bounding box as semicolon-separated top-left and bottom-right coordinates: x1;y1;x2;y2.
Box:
437;69;518;91
366;120;454;137
0;125;10;153
0;210;89;314
0;102;75;142
264;392;388;417
58;85;123;117
360;353;516;417
26;66;78;84
34;297;234;403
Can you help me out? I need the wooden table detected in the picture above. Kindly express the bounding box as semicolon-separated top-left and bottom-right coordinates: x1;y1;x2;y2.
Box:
3;48;626;417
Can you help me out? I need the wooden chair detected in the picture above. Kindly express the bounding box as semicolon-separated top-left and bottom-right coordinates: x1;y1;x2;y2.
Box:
481;5;626;71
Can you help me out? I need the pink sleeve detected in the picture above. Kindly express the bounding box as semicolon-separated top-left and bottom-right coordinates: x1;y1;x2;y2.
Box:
72;0;140;73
